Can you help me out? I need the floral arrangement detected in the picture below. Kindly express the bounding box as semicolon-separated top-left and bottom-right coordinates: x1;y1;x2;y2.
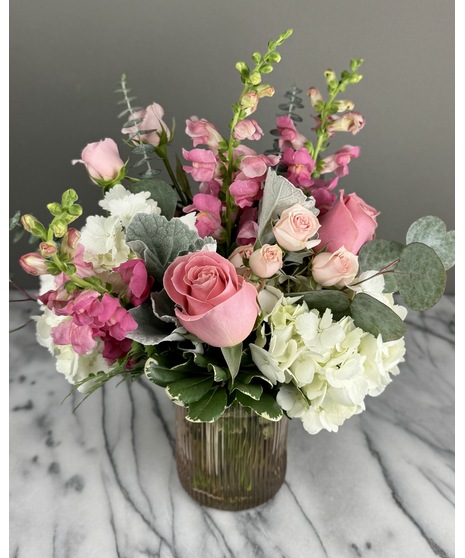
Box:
13;29;455;435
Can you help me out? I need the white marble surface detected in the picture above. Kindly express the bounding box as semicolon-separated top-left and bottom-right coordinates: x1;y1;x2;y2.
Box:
9;294;455;558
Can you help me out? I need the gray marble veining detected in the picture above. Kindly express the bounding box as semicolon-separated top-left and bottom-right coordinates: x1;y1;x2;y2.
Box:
9;295;455;558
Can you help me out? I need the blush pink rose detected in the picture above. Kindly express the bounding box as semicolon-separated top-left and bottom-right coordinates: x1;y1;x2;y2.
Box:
272;203;321;252
248;245;283;278
163;252;259;347
311;247;359;287
229;244;254;268
316;190;379;254
122;103;171;146
74;138;125;183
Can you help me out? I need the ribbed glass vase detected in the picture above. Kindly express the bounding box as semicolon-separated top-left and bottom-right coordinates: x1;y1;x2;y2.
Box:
175;403;288;510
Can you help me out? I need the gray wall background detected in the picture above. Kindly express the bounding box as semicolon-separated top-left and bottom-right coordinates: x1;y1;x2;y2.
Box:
10;0;455;293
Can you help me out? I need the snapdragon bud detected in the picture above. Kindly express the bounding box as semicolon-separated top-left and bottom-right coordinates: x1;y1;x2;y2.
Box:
39;241;57;257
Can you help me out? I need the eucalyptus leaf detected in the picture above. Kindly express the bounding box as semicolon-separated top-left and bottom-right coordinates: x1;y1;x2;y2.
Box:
141;168;161;179
9;211;21;230
257;169;317;244
395;242;446;311
186;389;228;422
130;179;178;219
350;293;407;341
131;144;155;155
357;239;404;293
299;290;351;319
235;392;283;421
133;157;151;168
166;377;214;404
126;213;215;284
405;216;455;270
221;343;243;383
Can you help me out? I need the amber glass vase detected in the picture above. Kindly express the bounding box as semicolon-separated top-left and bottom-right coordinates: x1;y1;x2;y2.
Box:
175;403;288;510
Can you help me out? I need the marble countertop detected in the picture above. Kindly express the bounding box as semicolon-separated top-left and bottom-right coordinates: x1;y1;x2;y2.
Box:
9;295;455;558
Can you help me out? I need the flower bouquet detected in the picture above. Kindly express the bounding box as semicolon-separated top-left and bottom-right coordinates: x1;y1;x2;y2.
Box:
12;29;455;510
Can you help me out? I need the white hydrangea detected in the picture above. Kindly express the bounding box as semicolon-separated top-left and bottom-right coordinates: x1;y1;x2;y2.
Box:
79;215;130;272
254;292;406;435
98;183;161;227
35;308;110;391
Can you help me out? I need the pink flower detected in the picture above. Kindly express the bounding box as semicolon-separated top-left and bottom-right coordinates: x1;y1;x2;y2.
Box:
184;193;223;238
229;177;262;208
114;259;153;306
309;182;338;215
185;117;223;150
249;245;283;278
320;145;360;177
307;87;323;109
239;152;280;180
229;244;254;268
163;252;259;347
316;190;379;254
74;138;125;183
240;91;259;116
199;179;222;196
327;112;366;135
233;120;264;141
273;203;321;252
19;253;49;276
122;103;171;146
182;148;219;183
235;207;259;246
276;116;308;151
311;247;359;287
282;148;315;188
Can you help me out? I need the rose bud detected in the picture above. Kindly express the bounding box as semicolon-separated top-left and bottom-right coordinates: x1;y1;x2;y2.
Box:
311;247;358;287
249;245;283;278
73;138;125;185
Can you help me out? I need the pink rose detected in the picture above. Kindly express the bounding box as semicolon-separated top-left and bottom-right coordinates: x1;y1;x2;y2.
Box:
122;103;171;146
316;190;379;254
163;252;259;347
229;244;254;268
249;245;283;278
311;247;358;287
74;138;125;183
272;203;321;252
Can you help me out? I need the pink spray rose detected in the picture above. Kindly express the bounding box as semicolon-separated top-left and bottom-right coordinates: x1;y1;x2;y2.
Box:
163;252;259;347
316;190;379;254
248;245;283;278
74;138;125;183
311;247;358;287
122;103;171;146
228;244;254;268
272;203;321;252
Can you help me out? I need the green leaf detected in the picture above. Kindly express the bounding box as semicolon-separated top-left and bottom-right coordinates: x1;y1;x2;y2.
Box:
166;377;214;404
358;239;404;292
235;392;283;421
405;216;455;270
221;343;243;383
395;242;447;311
208;363;229;382
145;358;195;387
127;302;181;346
350;293;407;341
125;213;215;284
186;389;228;422
132;144;155;155
130;178;178;219
233;382;263;401
9;211;21;231
299;290;351;319
175;154;193;200
236;370;274;387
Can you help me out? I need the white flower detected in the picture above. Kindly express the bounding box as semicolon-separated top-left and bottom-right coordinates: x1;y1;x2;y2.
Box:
99;184;161;227
249;344;286;384
79;215;130;271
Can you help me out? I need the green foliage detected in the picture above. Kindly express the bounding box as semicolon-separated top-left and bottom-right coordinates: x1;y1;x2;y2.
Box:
235;392;283;421
129;178;178;219
396;242;447;311
350;293;407;341
125;213;215;284
358;239;403;292
299;290;351;320
406;216;455;270
220;343;243;384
